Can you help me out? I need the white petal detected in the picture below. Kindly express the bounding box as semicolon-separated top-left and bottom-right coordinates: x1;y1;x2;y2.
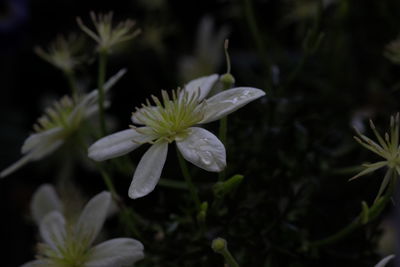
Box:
68;69;127;122
21;127;63;153
131;106;159;125
375;255;395;267
1;136;64;178
176;127;226;172
128;142;168;199
0;153;33;178
76;191;111;246
200;87;265;123
39;211;66;252
30;139;65;160
103;69;128;92
31;184;63;225
182;74;219;101
86;238;144;267
78;69;127;109
88;128;151;161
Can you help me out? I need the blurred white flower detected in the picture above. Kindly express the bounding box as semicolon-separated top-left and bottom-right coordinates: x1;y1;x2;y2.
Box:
0;69;126;178
22;191;144;267
34;33;85;73
77;12;141;52
88;74;265;199
374;254;395;267
179;16;229;81
351;114;400;200
385;37;400;64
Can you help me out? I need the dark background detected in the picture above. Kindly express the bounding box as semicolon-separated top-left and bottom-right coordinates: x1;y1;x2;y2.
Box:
1;0;400;266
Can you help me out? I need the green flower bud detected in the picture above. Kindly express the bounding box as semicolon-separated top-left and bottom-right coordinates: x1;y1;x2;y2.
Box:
212;237;227;253
220;73;235;89
197;201;208;223
213;174;244;198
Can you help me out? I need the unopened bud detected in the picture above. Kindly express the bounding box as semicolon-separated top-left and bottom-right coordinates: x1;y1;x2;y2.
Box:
212;237;226;253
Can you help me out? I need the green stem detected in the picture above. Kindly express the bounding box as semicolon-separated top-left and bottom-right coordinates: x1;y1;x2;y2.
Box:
218;75;234;181
212;238;240;267
64;70;79;101
97;163;142;238
218;116;228;182
177;149;201;210
221;248;240;267
75;129;141;238
97;164;118;198
242;0;271;84
98;49;108;135
308;193;391;248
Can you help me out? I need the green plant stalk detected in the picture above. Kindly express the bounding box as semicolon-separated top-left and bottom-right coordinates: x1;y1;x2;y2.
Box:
97;164;142;238
177;149;201;210
76;129;141;238
64;70;79;101
218;115;228;182
218;79;234;181
242;0;270;85
309;193;391;248
98;49;108;135
220;247;240;267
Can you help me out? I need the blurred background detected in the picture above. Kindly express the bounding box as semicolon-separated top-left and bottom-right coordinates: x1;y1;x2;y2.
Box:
1;0;400;266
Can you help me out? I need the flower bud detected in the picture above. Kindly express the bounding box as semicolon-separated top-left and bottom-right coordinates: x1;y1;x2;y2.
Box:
211;237;227;253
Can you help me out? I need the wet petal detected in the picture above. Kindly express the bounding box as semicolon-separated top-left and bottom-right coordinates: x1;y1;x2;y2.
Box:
176;127;226;172
86;238;144;267
39;211;66;252
200;87;265;123
129;142;168;199
182;74;219;101
31;184;63;225
88;128;151;161
76;191;111;246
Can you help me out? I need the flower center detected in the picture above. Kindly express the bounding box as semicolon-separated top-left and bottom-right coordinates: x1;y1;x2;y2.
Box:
33;95;79;133
133;89;205;143
39;226;92;267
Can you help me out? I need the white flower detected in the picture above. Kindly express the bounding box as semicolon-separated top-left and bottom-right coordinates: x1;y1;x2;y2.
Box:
34;33;84;73
88;74;265;199
374;254;395;267
0;69;126;178
77;12;141;52
22;191;144;267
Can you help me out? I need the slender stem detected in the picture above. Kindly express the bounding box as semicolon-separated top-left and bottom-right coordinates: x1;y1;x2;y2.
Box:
97;163;142;238
218;78;234;181
98;49;108;135
212;238;240;267
75;128;141;238
218;116;228;182
97;163;118;197
309;193;391;248
64;70;79;101
242;0;271;84
176;149;201;209
221;248;240;267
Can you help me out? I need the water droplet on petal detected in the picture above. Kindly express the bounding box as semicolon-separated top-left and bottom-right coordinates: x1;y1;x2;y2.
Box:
200;151;212;165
